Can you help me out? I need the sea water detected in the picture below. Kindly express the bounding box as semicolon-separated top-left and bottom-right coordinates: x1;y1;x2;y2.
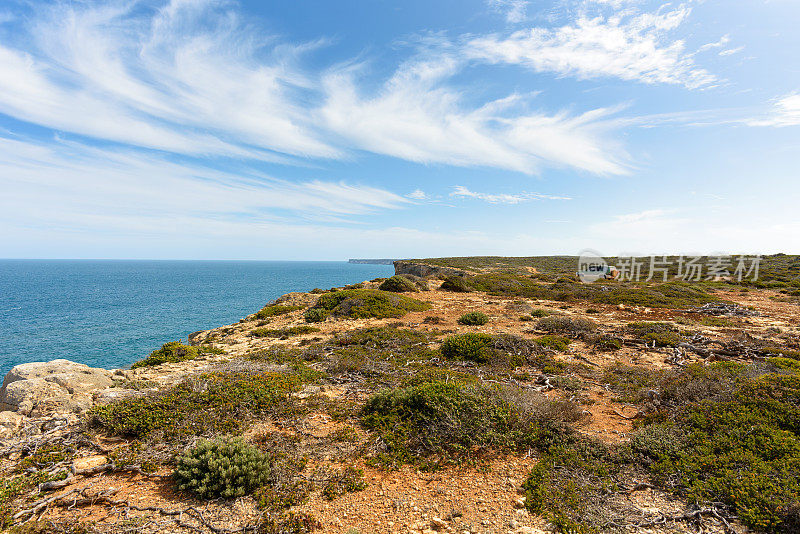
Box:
0;260;393;375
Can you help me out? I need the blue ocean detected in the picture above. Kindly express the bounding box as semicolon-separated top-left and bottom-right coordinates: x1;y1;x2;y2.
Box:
0;260;394;375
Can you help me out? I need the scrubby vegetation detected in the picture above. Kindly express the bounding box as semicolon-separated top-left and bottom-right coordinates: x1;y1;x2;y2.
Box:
10;256;800;533
536;315;596;336
440;333;495;363
457;311;489;325
130;341;221;369
91;368;316;442
254;304;304;320
378;275;417;293
360;380;580;468
174;437;272;498
305;289;430;320
531;361;800;533
251;326;320;338
440;276;472;292
626;321;682;347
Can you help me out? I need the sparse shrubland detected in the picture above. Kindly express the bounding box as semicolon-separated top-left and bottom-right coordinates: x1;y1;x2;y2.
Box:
360;380;579;468
251;326;320;338
11;256;800;534
306;289;430;320
457;311;489;325
536;315;596;336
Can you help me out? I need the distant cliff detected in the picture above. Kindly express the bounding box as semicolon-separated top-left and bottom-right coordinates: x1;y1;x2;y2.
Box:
347;259;396;265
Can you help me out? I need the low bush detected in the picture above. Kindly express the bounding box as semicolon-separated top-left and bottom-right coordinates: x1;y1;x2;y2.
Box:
174;437;271;498
251;326;320;338
533;335;570;352
524;441;635;533
440;333;494;363
626;322;681;347
536;316;596;336
590;334;622;351
254;304;303;320
303;308;326;323
91;370;311;440
131;341;199;369
439;276;472;293
530;308;554;318
379;275;418;293
457;311;489;326
360;381;572;467
307;289;430;320
320;466;368;500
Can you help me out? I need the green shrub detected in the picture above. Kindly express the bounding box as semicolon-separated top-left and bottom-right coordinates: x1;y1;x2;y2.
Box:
530;308;554;317
174;437;271;498
533;335;570;352
644;373;800;532
440;333;494;363
378;275;417;293
304;308;326;323
457;311;489;326
131;341;199;369
379;275;418;293
254;304;303;320
251;326;320;338
320;466;367;500
593;281;720;309
91;371;308;439
626;322;681;347
590;335;622;351
523;441;627;533
440;276;472;292
308;289;430;319
536;316;596;336
360;381;570;467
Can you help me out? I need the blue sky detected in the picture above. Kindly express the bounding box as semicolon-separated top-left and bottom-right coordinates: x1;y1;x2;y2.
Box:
0;0;798;260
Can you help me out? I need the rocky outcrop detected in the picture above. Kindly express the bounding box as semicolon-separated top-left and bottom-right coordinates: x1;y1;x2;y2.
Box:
0;360;114;416
393;261;467;279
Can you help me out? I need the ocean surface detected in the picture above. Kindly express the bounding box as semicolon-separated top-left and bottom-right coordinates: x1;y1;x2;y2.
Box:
0;260;394;376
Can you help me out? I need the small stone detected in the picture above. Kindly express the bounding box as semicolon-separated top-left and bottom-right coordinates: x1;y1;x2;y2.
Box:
430;517;448;530
513;497;526;508
73;455;107;471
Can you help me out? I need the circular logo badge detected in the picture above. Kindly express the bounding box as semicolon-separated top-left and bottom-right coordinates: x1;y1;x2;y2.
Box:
577;249;609;283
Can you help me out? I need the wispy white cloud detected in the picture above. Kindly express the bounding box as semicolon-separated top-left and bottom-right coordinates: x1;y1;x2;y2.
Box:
320;53;629;175
719;46;745;57
0;0;632;176
407;189;428;200
0;1;340;161
450;185;571;204
698;34;731;52
488;0;530;23
0;134;409;241
745;93;800;127
463;4;717;89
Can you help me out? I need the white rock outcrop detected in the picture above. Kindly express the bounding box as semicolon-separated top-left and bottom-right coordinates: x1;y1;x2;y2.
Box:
0;359;114;416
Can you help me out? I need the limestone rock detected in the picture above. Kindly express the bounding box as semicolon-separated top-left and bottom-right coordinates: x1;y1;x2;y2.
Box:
0;360;113;416
0;411;25;439
94;388;142;405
